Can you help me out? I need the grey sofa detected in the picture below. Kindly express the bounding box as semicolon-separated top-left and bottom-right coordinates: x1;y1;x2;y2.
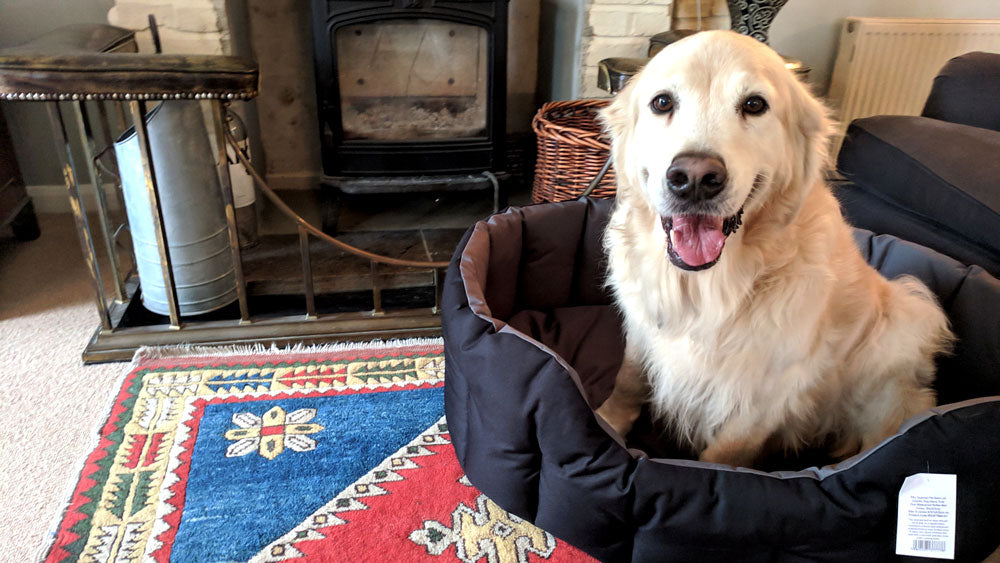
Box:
836;51;1000;277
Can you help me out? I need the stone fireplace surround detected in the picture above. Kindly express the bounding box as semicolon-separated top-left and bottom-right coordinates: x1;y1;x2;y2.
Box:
108;0;231;55
108;0;540;190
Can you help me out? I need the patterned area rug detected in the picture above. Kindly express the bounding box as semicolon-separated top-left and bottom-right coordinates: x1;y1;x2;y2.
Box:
44;339;594;562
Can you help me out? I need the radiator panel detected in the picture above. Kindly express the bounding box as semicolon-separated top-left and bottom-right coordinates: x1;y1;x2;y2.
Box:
827;18;1000;153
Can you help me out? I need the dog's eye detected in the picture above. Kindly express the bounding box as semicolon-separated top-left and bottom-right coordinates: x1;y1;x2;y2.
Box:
742;95;768;116
650;94;674;115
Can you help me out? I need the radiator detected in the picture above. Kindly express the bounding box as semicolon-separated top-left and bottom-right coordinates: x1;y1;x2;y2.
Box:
827;17;1000;153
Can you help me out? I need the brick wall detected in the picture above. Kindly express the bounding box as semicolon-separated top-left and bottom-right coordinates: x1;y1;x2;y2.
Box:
580;0;674;98
579;0;734;98
107;0;230;54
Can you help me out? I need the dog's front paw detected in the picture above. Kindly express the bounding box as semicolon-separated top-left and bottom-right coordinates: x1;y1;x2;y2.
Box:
595;403;639;438
698;441;760;468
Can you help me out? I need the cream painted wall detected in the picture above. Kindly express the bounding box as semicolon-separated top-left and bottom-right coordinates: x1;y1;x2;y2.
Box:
769;0;1000;94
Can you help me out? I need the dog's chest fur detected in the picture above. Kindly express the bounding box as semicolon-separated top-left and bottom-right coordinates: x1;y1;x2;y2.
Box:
630;314;835;450
604;195;848;450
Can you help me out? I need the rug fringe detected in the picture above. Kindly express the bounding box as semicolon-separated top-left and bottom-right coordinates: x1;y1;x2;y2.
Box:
131;337;444;363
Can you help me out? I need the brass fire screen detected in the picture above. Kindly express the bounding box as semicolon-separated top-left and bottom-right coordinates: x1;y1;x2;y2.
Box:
0;25;451;363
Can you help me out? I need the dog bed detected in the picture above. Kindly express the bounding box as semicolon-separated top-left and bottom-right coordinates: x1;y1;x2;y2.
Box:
441;198;1000;562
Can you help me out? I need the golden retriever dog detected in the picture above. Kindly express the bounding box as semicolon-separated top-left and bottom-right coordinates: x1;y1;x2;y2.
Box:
595;31;953;467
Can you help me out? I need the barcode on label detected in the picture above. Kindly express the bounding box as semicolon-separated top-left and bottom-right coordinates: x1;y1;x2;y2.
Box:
912;539;947;552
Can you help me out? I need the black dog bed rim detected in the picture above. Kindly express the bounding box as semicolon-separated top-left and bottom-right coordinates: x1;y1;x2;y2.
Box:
442;198;1000;562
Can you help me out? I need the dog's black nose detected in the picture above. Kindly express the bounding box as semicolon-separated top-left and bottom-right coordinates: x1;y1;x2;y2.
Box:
666;153;727;202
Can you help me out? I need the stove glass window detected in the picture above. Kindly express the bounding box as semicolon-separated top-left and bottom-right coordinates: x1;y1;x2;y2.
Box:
336;19;489;141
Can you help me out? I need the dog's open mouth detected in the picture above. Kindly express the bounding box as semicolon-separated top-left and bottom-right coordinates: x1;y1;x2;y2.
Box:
663;209;744;271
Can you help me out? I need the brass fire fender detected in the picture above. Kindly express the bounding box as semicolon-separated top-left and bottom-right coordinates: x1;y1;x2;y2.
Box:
0;27;450;363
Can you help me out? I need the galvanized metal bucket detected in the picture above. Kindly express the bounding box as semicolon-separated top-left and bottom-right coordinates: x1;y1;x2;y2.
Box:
115;101;237;316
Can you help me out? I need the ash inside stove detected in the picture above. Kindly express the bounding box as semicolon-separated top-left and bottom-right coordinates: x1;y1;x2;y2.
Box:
341;96;486;140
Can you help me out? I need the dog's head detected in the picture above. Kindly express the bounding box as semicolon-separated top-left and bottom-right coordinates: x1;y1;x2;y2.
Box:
600;31;833;271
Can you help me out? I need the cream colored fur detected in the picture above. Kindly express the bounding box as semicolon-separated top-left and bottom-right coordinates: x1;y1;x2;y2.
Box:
595;31;953;467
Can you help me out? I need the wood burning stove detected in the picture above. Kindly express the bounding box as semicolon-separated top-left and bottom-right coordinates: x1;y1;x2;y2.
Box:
310;0;507;180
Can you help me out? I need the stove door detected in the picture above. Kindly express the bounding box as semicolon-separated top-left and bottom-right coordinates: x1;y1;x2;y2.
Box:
313;2;507;177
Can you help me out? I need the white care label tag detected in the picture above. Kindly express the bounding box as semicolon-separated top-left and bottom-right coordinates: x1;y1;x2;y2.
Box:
896;473;957;559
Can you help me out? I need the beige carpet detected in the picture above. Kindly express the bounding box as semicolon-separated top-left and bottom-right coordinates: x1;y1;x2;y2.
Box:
0;189;509;562
0;213;127;562
3;213;998;563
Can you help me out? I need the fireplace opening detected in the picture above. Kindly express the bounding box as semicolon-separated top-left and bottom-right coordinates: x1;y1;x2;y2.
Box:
311;0;507;178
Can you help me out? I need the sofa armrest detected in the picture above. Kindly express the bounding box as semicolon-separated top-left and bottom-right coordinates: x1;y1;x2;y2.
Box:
921;51;1000;132
836;115;1000;262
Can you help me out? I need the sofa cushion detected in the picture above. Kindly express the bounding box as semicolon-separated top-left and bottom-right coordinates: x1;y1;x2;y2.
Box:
837;115;1000;269
922;51;1000;132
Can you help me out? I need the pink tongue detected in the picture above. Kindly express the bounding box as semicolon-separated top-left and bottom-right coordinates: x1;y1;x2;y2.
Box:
669;214;726;267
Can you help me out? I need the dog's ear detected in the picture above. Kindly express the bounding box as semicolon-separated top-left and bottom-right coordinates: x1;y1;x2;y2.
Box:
598;78;641;190
598;79;636;142
789;77;835;184
777;73;837;223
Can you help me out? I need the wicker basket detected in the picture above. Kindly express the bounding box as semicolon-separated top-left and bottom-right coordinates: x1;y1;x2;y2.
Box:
531;99;617;203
